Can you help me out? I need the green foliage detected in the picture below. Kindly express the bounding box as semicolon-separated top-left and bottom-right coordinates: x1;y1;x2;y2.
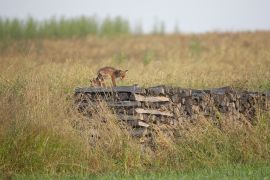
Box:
100;17;130;37
0;16;130;40
24;17;38;38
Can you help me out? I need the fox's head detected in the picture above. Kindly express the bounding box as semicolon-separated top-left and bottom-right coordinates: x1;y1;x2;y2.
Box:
115;69;128;80
118;70;128;80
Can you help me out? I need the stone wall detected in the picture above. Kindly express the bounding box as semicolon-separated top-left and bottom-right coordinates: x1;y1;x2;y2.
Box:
74;85;270;139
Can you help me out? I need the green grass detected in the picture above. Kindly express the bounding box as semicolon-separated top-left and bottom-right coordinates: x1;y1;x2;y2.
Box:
6;164;270;179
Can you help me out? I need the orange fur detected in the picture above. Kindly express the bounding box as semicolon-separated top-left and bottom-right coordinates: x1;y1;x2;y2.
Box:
96;66;128;87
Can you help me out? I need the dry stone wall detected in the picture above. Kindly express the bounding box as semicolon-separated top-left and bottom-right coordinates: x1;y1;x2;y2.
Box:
74;85;270;138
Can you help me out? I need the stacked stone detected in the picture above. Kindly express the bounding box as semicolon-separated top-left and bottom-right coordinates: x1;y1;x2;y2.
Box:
74;85;270;138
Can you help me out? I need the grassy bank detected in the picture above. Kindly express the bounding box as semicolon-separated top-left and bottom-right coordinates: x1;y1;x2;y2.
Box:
0;32;270;176
10;164;270;179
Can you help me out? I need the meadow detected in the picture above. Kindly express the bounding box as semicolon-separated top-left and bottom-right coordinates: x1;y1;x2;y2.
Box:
0;17;270;178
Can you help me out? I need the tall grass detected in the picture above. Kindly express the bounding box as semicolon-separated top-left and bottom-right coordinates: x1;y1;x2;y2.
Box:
1;73;269;175
0;32;270;176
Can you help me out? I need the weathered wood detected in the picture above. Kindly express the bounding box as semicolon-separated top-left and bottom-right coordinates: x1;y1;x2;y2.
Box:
135;108;173;117
205;86;234;95
128;120;150;128
117;93;130;101
118;114;149;127
78;101;141;108
132;94;170;102
177;89;192;97
110;101;141;107
75;85;269;126
118;114;144;121
147;85;165;95
75;85;145;94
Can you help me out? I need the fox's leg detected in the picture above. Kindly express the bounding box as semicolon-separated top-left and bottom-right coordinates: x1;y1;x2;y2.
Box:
97;74;105;87
111;76;116;86
99;79;105;87
97;80;102;87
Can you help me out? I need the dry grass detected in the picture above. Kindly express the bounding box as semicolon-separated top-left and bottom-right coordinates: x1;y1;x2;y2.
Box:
1;32;270;89
0;32;270;175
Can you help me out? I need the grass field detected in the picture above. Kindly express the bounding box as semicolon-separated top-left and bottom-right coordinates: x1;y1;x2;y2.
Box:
0;27;270;178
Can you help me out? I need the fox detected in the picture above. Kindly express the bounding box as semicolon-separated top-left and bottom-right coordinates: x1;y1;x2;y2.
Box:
92;66;128;87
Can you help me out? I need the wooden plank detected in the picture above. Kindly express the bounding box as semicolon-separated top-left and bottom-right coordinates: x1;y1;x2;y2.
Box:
137;121;150;128
132;94;170;102
135;108;173;117
117;114;144;121
74;85;145;94
128;120;150;128
117;114;149;127
204;86;234;95
109;101;141;107
78;101;141;107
